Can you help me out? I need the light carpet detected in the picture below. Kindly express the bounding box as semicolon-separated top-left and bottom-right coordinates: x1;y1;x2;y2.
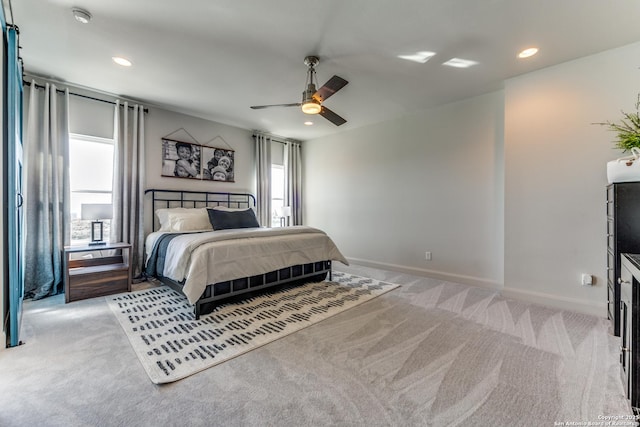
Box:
107;271;399;384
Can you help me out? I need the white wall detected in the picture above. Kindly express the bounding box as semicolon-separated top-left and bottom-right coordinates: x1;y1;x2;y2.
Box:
145;108;255;194
503;41;640;315
304;91;505;289
304;40;640;316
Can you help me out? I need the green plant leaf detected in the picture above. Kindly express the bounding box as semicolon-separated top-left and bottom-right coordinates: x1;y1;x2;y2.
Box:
594;94;640;153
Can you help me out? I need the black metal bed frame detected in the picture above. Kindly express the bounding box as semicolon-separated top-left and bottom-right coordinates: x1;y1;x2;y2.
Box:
144;189;332;319
146;189;257;231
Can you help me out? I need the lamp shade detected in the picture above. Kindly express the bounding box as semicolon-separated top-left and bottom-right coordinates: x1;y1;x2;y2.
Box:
81;203;113;220
281;206;292;217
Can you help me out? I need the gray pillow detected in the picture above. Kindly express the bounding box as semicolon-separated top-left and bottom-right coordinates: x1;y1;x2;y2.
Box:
207;208;260;230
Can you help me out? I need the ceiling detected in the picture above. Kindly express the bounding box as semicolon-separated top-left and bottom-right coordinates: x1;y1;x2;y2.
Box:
8;0;640;140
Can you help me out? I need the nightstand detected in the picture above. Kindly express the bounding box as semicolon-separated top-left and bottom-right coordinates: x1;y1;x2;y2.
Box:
64;242;132;303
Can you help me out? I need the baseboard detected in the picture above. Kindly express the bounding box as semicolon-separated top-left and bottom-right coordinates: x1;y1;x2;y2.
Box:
346;257;607;318
501;286;607;318
346;257;503;291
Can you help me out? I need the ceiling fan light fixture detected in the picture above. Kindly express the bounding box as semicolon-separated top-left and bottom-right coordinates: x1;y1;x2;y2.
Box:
301;99;321;115
249;56;347;126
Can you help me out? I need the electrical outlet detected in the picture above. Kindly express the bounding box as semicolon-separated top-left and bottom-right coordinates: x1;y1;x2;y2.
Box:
425;251;432;261
581;273;593;286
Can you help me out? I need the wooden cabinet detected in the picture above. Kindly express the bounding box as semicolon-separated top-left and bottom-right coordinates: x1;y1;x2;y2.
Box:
607;183;640;336
620;254;640;410
64;242;132;302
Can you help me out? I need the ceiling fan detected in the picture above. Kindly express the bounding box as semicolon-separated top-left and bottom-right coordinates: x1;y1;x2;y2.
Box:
250;56;349;126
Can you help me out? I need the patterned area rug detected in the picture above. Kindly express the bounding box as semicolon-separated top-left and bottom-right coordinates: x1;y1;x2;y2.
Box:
107;272;399;384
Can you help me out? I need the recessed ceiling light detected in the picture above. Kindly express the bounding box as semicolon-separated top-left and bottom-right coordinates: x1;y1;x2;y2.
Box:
72;8;92;24
304;121;313;126
518;47;539;59
398;51;436;64
112;57;132;67
442;58;478;68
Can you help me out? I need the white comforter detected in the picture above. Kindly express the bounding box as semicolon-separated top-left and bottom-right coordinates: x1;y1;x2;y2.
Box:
146;226;349;304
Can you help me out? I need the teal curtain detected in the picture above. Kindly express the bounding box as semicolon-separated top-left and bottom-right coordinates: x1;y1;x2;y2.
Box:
23;81;70;299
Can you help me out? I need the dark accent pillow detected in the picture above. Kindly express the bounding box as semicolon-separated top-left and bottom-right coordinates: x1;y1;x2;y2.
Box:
207;208;260;230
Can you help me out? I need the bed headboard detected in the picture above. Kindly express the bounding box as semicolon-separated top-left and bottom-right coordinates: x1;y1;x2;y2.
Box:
145;189;257;231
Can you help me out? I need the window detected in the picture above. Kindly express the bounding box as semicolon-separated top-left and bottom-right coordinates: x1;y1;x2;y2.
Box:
69;133;115;243
271;164;285;227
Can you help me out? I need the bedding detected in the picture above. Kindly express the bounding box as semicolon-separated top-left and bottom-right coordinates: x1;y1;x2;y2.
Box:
146;225;348;304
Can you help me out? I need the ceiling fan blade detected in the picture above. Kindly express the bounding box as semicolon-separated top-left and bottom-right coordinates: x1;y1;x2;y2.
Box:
319;106;347;126
313;75;348;102
250;103;301;110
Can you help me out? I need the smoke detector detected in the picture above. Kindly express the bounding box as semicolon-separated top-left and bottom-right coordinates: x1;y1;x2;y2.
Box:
72;8;92;24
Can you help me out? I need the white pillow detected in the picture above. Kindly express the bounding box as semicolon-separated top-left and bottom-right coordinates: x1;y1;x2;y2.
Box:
156;207;188;230
156;208;213;232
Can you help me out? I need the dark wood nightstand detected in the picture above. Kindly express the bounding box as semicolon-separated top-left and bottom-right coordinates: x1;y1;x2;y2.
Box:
64;242;132;302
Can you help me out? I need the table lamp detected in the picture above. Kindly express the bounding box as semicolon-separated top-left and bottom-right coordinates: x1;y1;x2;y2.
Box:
281;206;291;227
81;203;113;245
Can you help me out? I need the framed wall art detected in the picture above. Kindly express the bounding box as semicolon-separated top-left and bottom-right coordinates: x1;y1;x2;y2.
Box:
162;139;235;182
201;146;235;182
162;139;201;179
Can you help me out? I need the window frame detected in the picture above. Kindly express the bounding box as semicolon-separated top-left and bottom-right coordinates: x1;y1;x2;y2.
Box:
68;132;116;244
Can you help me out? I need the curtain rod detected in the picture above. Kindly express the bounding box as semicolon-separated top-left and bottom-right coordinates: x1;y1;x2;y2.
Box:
23;80;149;114
252;134;300;145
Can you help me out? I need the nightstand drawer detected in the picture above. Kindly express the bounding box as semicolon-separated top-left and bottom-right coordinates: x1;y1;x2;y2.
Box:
68;264;130;302
64;242;132;303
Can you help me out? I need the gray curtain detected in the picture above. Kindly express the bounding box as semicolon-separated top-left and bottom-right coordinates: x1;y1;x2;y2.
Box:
110;101;145;278
254;133;272;227
23;81;70;299
284;141;302;225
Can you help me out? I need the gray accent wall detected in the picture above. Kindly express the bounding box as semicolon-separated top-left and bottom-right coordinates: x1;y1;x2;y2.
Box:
503;41;640;315
304;91;505;291
304;40;640;316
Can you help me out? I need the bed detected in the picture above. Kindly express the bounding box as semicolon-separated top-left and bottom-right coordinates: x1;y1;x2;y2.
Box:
144;189;348;318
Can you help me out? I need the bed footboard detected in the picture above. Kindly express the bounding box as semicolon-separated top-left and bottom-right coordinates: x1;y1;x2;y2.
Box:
158;260;332;319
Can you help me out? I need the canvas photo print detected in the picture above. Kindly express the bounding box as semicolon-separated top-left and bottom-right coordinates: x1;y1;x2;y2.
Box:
162;139;202;180
202;146;235;182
